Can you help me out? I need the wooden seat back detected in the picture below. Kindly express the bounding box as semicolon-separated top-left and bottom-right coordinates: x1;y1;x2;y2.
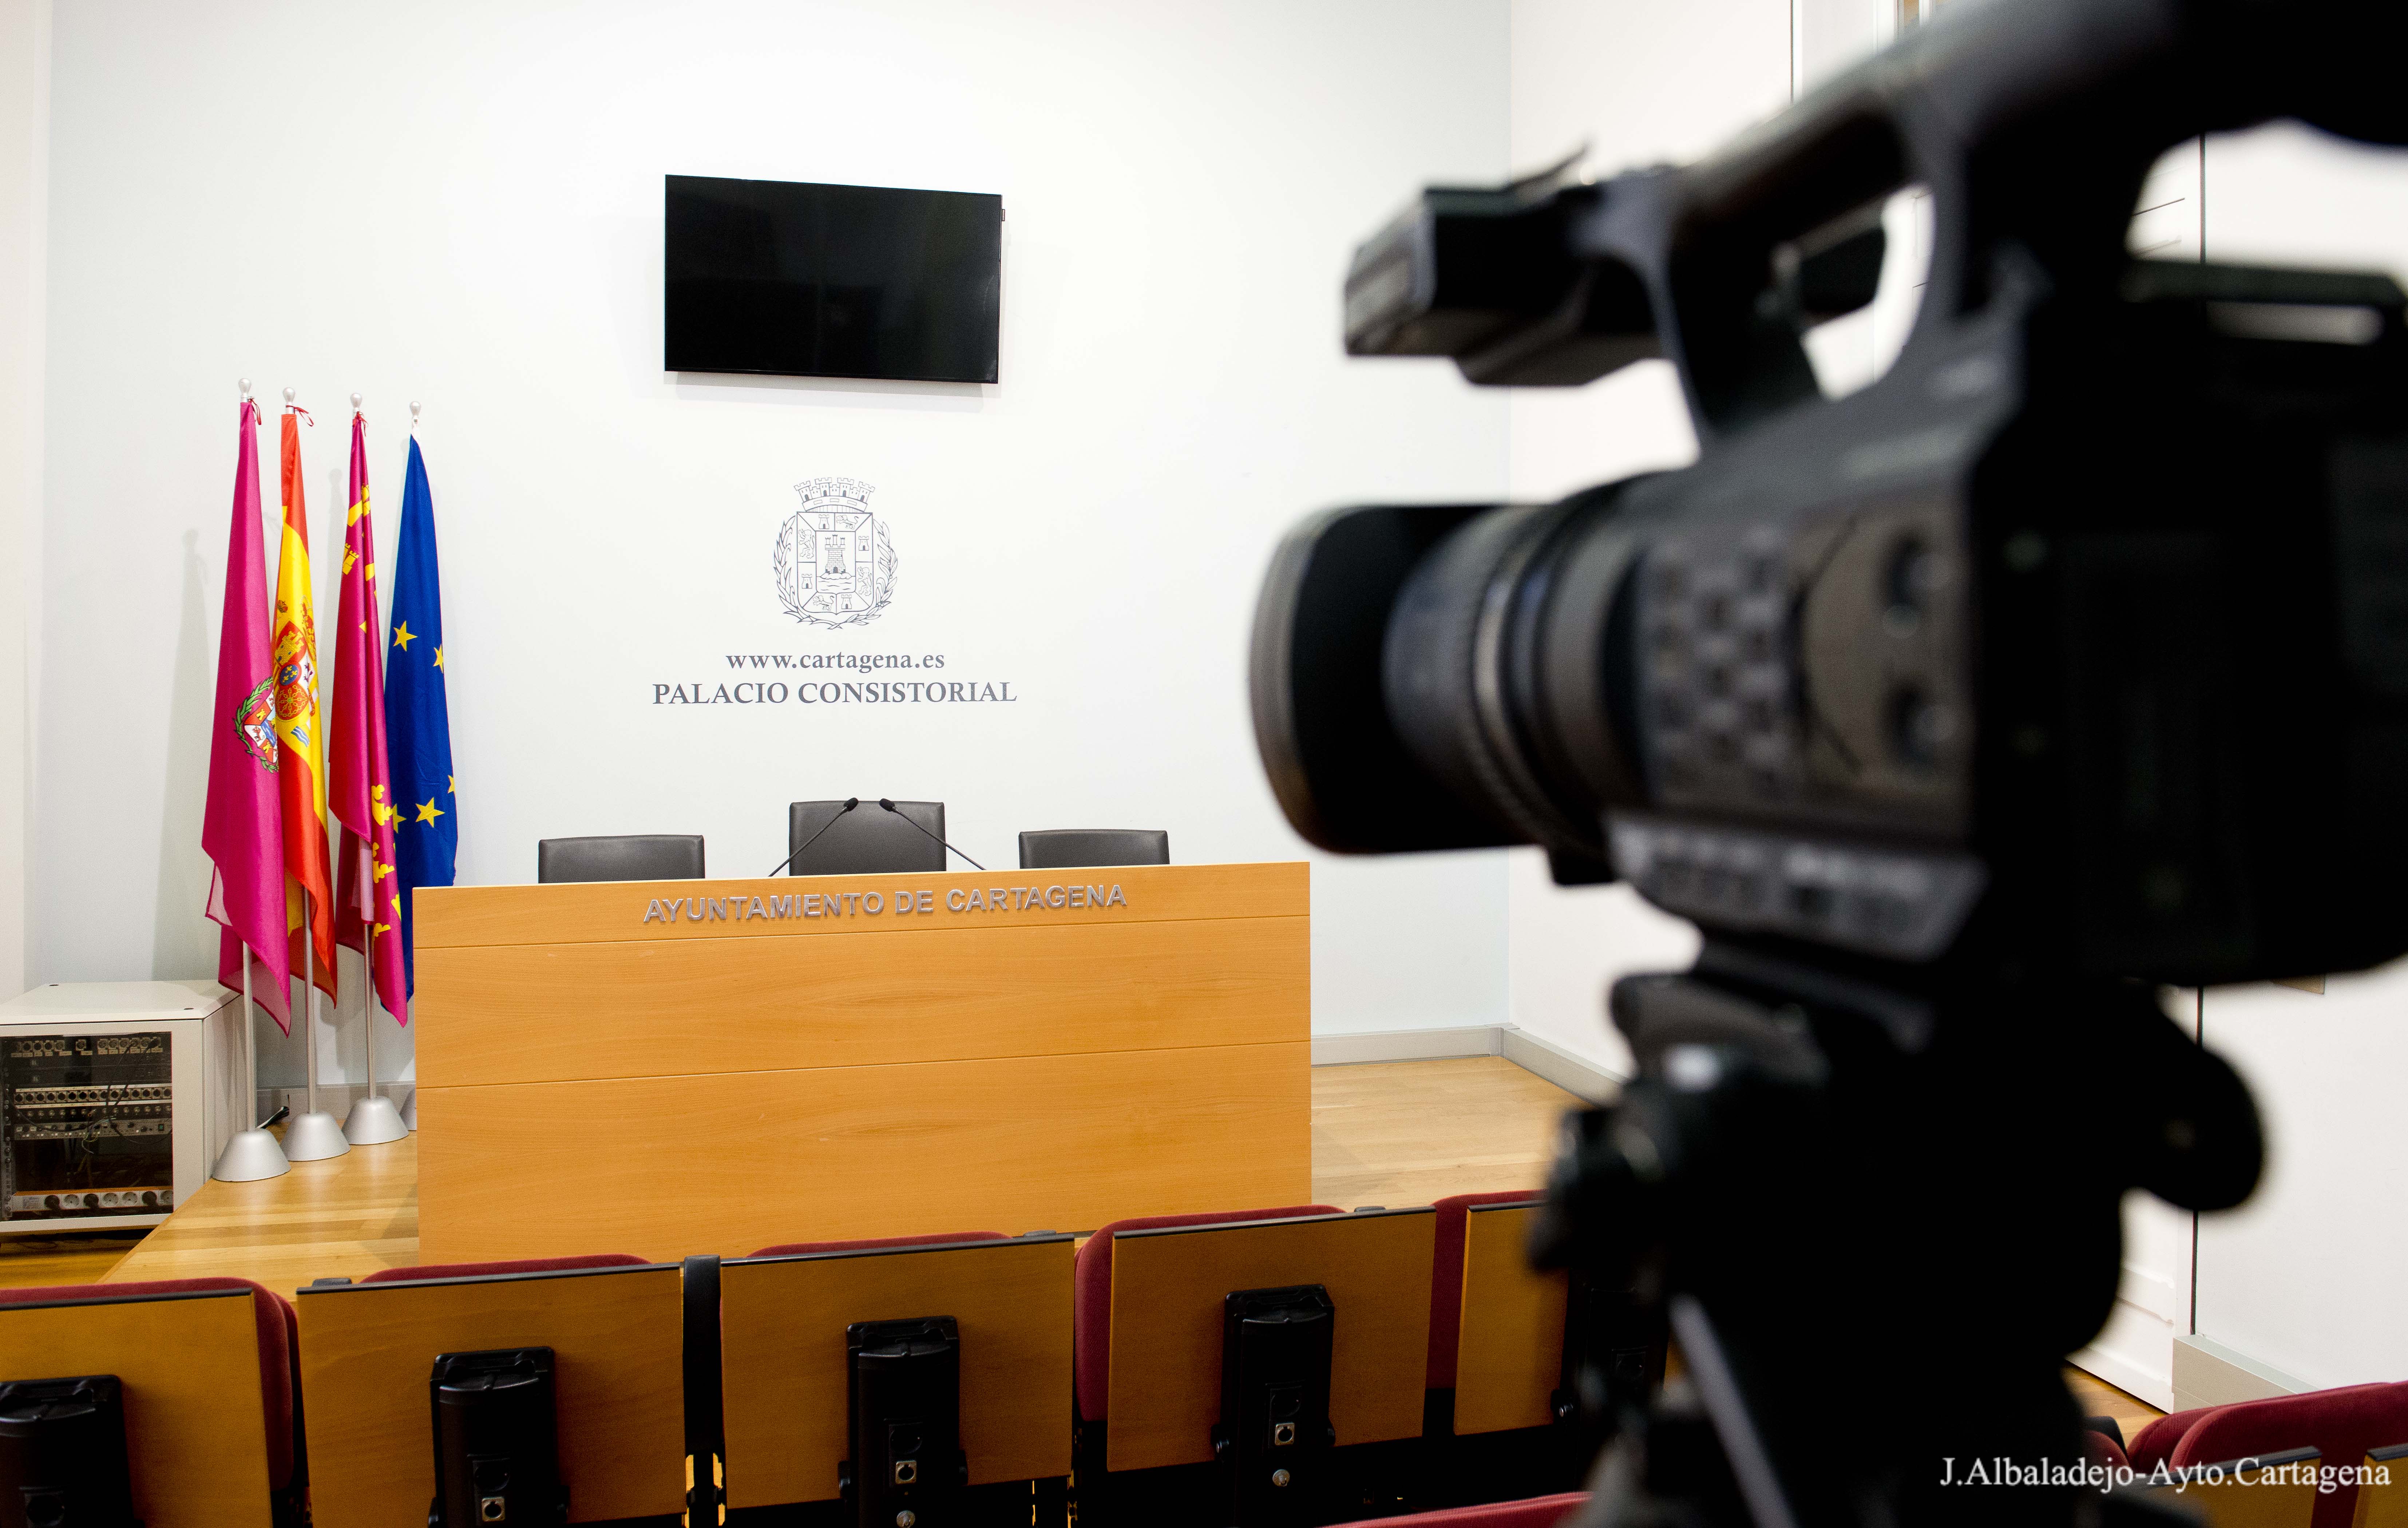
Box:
2138;1447;2321;1528
1450;1201;1567;1436
2350;1443;2408;1528
716;1234;1075;1509
295;1261;686;1526
0;1285;275;1527
1104;1207;1435;1471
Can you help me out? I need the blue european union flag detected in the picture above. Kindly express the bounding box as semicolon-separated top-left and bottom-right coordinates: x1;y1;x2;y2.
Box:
385;436;457;996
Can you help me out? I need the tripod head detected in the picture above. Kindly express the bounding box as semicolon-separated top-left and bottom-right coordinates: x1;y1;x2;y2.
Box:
1528;946;2258;1525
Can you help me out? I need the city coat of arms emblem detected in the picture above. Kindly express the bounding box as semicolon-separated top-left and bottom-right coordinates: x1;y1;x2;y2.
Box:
774;478;897;628
235;675;279;771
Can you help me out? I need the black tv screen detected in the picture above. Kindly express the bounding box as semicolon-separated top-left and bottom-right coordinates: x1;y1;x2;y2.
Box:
664;175;1002;383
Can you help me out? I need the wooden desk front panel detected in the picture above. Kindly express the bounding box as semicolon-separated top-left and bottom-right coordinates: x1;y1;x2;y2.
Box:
719;1238;1074;1508
416;915;1305;1085
1451;1203;1566;1436
296;1265;686;1528
0;1290;271;1527
419;1041;1310;1263
413;862;1307;951
1105;1210;1435;1472
411;863;1311;1264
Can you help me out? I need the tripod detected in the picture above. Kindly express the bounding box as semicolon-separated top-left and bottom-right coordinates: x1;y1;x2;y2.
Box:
1537;938;2262;1527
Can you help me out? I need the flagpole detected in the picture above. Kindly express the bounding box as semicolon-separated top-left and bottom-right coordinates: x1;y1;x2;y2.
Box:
284;931;348;1160
211;951;289;1181
288;865;349;1149
344;850;407;1145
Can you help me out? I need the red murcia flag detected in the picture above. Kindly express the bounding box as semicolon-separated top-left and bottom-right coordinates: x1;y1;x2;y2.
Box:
330;409;409;1026
202;398;293;1029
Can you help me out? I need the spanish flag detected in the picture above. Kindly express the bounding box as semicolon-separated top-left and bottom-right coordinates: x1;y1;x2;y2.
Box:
274;407;337;997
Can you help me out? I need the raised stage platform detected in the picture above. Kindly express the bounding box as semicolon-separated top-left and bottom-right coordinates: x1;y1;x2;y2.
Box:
0;1056;1582;1291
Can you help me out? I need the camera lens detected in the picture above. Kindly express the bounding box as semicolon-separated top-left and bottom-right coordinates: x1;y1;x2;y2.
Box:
1376;484;1652;875
1250;483;1655;877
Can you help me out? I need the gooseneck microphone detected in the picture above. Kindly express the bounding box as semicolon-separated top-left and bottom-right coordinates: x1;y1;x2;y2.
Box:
765;797;859;876
878;798;986;871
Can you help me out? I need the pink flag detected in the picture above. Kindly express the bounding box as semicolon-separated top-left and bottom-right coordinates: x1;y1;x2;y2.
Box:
330;409;409;1026
203;398;293;1032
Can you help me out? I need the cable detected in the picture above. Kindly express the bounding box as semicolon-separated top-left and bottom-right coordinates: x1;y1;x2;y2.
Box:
877;799;986;871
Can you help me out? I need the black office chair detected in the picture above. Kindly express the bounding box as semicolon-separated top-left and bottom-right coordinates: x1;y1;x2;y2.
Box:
1018;829;1169;869
536;835;705;883
786;800;948;874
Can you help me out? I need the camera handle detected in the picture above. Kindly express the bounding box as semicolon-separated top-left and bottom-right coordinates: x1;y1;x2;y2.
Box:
1530;942;2260;1527
1559;0;2408;447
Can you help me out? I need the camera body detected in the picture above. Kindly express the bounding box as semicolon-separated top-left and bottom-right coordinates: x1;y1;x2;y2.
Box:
1251;0;2408;989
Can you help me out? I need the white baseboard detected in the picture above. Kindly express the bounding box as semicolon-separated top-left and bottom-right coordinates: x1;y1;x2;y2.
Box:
1499;1026;1621;1103
1310;1026;1501;1066
1311;1023;1623;1103
2172;1334;2304;1410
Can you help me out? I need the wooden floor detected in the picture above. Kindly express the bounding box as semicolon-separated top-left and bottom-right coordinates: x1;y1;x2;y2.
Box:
0;1056;1580;1292
2066;1366;2166;1441
1312;1056;1580;1208
0;1230;150;1290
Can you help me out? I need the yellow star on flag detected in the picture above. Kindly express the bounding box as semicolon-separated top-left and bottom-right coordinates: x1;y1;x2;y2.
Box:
392;622;416;651
447;775;456;795
416;798;446;825
433;646;444;669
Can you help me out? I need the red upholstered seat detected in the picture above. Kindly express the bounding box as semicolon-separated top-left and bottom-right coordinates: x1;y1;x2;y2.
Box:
2166;1381;2408;1528
2126;1404;2215;1471
1427;1192;1542;1391
2082;1429;2130;1472
1072;1204;1341;1423
0;1277;301;1490
360;1252;649;1282
750;1231;1007;1258
1332;1490;1589;1526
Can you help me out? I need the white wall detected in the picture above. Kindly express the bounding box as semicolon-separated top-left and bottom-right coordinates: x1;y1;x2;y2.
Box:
1498;0;1796;1074
29;0;1519;1076
0;0;45;1004
2194;972;2408;1389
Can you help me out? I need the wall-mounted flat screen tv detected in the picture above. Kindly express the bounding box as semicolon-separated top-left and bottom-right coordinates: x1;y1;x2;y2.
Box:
664;174;1002;383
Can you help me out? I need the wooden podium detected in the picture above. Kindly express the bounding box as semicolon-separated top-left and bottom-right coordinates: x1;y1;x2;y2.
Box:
411;861;1310;1263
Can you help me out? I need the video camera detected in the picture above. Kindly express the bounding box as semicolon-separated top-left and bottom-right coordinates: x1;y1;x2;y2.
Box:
1248;0;2408;1521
